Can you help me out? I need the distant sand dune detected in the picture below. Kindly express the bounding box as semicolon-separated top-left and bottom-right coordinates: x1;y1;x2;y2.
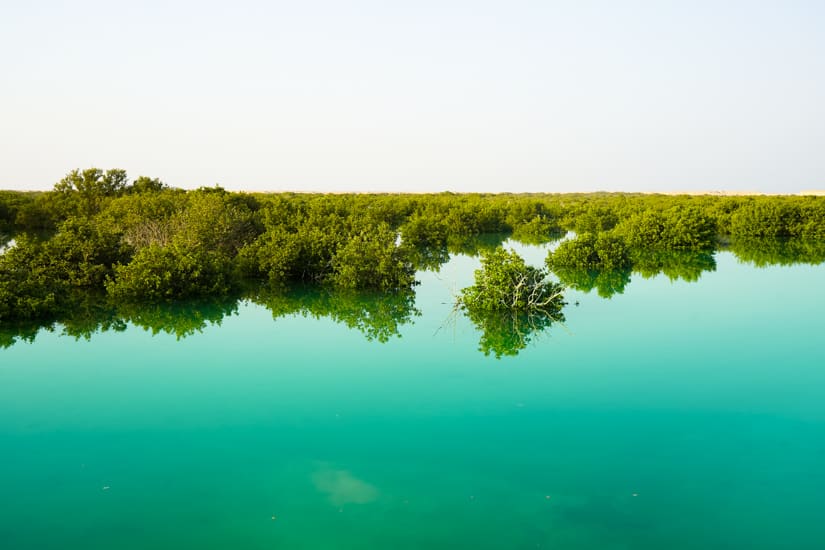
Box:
656;190;825;196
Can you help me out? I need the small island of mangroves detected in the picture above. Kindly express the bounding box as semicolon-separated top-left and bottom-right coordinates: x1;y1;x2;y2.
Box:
1;168;824;356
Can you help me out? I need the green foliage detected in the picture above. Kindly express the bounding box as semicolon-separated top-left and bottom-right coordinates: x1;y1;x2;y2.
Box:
328;223;414;291
459;247;565;313
2;171;824;327
457;247;566;357
726;197;825;239
568;204;620;234
54;168;130;215
103;190;259;302
401;212;449;249
614;207;716;250
0;220;128;321
14;192;70;231
237;226;302;286
0;191;35;232
130;176;168;194
95;189;187;249
505;199;564;244
547;232;631;270
242;203;413;290
106;244;234;302
171;191;258;256
510;216;564;245
0;236;64;321
44;218;129;287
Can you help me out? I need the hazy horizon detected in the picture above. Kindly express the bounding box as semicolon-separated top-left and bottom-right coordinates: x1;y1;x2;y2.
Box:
2;1;824;194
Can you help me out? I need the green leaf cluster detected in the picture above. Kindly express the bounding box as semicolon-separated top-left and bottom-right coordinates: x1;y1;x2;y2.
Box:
459;247;565;313
547;232;631;270
614;207;716;250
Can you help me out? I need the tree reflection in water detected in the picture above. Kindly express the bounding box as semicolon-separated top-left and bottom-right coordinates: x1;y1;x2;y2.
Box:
463;307;565;359
249;286;420;343
2;238;823;354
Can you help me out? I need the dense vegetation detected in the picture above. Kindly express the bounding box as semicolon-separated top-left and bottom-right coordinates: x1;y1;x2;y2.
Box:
1;168;824;354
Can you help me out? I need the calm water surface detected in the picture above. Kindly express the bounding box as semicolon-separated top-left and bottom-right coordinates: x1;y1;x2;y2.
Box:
1;245;824;549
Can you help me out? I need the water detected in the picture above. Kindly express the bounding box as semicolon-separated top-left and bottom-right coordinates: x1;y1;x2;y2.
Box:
2;245;824;549
0;237;14;255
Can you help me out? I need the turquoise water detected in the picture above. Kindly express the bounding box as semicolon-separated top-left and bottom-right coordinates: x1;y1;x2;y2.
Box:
2;246;825;549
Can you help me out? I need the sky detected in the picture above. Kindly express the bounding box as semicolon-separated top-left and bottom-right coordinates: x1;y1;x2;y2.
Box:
1;0;824;193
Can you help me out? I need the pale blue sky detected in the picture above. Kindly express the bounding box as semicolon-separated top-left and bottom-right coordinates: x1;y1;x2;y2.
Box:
2;1;824;192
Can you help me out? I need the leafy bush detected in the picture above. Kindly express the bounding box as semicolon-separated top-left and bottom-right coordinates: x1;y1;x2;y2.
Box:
728;199;806;238
510;215;564;245
106;244;234;302
0;220;128;321
0;237;64;321
454;247;565;358
459;247;565;313
328;223;414;291
547;232;631;270
614;207;716;250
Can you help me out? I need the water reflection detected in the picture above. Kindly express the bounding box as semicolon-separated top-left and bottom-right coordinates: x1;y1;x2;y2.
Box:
553;268;632;299
727;237;825;267
547;238;825;303
463;308;565;359
510;226;566;246
249;286;420;343
631;249;717;282
2;238;823;354
0;294;238;348
407;233;511;272
117;297;240;339
550;249;717;298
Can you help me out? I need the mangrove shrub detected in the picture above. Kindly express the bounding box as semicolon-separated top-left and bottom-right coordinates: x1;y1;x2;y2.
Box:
458;247;565;313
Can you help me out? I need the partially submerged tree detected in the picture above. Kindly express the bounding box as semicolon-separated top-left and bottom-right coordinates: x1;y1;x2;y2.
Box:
456;247;566;358
458;247;565;313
